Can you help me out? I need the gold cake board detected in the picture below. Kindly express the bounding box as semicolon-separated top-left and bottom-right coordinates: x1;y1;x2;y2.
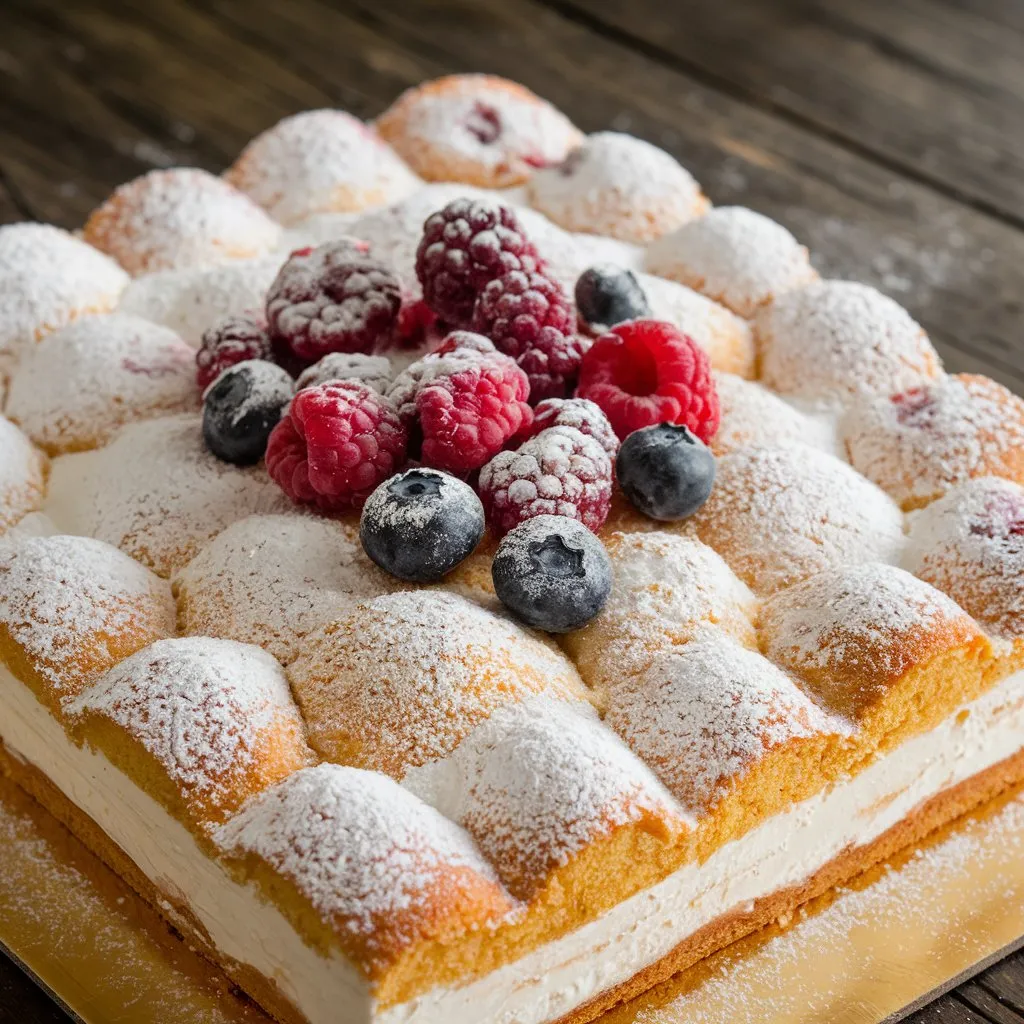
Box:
1;771;1023;1024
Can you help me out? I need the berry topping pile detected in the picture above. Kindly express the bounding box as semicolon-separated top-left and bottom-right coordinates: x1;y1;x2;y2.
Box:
479;425;613;537
360;468;485;582
266;240;402;367
415;198;540;327
491;515;612;633
616;423;716;521
472;266;584;400
196;315;273;392
202;360;294;465
575;264;651;332
577;319;720;441
266;381;408;512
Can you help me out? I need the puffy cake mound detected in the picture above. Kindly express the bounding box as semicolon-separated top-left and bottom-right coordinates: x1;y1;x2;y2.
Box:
755;280;942;407
226;109;421;224
0;533;175;716
0;416;47;533
214;763;515;985
83;168;282;275
0;223;128;379
287;590;591;778
692;445;905;595
526;132;708;243
70;636;313;831
5;313;197;454
174;513;397;662
645;206;817;318
903;477;1024;641
376;74;582;188
45;414;286;577
843;373;1024;510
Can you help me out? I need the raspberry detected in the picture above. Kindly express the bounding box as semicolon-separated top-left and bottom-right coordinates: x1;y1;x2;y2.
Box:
479;426;613;537
518;397;619;456
390;296;440;351
415;198;540;327
295;352;393;395
266;381;408;513
195;315;273;391
266;240;402;367
472;268;585;401
416;359;533;474
576;319;720;442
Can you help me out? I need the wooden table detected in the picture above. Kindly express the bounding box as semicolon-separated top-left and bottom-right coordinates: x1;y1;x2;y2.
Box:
1;0;1023;1021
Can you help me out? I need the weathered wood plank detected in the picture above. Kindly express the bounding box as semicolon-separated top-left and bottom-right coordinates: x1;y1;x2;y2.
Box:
959;979;1024;1024
978;951;1024;1014
551;0;1024;226
908;995;1002;1023
0;953;69;1024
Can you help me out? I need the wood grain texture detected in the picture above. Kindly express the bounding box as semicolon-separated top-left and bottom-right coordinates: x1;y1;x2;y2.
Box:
1;1;1023;1021
551;0;1024;227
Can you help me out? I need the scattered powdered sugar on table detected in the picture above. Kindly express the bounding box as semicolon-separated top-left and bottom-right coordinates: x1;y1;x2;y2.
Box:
214;763;510;957
0;222;128;372
225;109;421;225
526;131;708;243
5;312;197;454
173;513;397;662
117;255;283;345
44;414;288;577
645;206;817;318
694;445;906;595
755;280;942;408
69;636;307;824
0;414;47;532
287;589;588;778
403;695;687;900
606;628;846;815
842;373;1024;509
903;476;1024;639
0;532;174;697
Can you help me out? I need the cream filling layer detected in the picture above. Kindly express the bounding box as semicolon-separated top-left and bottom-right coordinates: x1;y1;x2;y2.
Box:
2;666;1023;1024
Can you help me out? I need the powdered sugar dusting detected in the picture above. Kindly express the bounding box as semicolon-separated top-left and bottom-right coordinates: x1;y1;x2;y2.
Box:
903;477;1024;639
645;206;817;318
295;352;393;394
226;109;420;225
606;629;846;816
287;589;589;779
526;132;708;243
376;75;582;188
693;445;905;595
44;414;288;577
0;415;47;533
84;168;282;276
843;373;1024;509
756;280;942;408
117;256;283;345
0;223;128;372
69;636;309;826
403;696;687;900
174;513;398;662
0;532;174;700
214;763;512;966
5;313;197;454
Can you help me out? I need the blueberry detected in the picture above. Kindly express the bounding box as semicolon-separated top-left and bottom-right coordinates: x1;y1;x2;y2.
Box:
202;360;294;465
491;515;612;633
575;264;651;330
616;423;716;521
360;468;485;582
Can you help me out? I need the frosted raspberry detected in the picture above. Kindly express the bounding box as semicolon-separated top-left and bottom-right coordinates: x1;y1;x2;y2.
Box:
416;359;533;474
472;267;585;400
266;381;407;512
266;240;402;367
577;319;720;442
479;425;613;537
415;198;540;327
386;331;502;424
195;315;273;391
295;352;393;395
518;397;619;456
